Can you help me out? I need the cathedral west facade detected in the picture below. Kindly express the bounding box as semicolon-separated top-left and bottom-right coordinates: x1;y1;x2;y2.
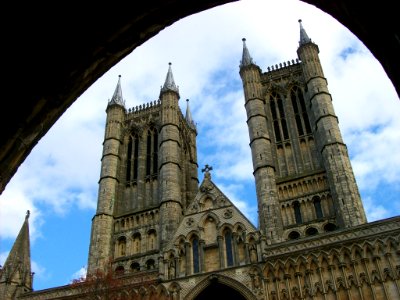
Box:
1;20;400;300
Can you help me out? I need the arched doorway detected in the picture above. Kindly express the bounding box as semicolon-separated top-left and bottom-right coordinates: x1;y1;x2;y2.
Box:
186;274;257;300
194;281;246;300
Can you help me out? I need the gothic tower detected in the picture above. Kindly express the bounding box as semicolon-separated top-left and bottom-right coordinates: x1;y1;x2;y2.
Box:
296;20;367;228
240;20;367;244
87;64;198;275
239;38;283;244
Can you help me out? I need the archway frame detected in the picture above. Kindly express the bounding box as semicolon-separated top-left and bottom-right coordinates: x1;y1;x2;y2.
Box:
184;274;257;300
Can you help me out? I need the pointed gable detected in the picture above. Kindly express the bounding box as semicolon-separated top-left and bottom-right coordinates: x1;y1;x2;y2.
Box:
165;165;257;250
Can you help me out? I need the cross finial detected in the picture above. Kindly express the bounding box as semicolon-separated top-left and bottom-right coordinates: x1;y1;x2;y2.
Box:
201;164;213;173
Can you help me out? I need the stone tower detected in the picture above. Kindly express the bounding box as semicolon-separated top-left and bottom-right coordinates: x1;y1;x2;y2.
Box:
87;64;198;275
240;20;367;244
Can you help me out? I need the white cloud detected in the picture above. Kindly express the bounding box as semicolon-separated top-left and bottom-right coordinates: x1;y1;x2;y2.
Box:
363;196;390;222
70;266;87;283
0;187;42;241
31;260;48;284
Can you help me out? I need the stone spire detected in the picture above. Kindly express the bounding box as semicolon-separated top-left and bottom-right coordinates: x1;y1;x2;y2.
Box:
240;38;254;67
161;62;179;94
108;75;125;106
299;19;312;45
185;99;196;130
0;210;33;297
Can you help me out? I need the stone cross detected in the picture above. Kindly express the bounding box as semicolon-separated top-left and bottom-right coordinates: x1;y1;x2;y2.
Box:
201;164;213;173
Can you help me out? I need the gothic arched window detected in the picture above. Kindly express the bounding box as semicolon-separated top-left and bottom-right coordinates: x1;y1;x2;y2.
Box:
126;136;132;181
146;259;155;270
270;92;289;142
192;236;200;274
288;231;300;240
132;232;141;254
130;262;140;272
146;127;158;178
117;237;127;257
313;196;323;219
153;130;158;174
126;133;139;182
290;87;311;136
293;201;302;224
147;229;157;251
305;227;318;236
146;130;152;176
224;229;234;267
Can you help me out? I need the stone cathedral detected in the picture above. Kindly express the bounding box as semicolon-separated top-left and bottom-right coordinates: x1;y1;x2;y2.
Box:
1;20;400;300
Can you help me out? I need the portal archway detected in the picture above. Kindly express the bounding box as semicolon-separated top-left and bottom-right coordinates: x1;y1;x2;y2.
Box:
195;282;246;300
186;274;257;300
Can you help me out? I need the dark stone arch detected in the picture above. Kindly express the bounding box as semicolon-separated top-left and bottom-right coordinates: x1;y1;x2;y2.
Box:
186;274;257;300
194;282;246;300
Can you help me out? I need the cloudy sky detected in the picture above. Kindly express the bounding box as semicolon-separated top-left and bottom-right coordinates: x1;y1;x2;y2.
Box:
1;0;399;291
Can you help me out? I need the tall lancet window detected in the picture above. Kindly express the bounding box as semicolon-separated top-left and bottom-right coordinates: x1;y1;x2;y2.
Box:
313;196;323;219
126;136;132;181
126;133;139;182
290;86;311;136
293;201;302;224
270;92;289;142
146;127;158;178
152;130;158;175
133;134;139;180
192;236;200;274
224;229;234;267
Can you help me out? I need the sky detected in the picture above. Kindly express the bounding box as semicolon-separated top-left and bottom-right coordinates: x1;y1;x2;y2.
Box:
1;0;400;292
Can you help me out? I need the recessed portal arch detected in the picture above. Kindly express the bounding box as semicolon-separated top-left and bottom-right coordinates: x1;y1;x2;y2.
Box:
186;274;257;300
195;282;245;300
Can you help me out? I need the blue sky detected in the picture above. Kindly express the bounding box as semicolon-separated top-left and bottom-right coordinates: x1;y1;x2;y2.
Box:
1;0;400;291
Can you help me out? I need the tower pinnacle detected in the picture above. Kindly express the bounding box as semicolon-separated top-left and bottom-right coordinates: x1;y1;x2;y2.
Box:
185;99;196;130
240;38;254;67
161;62;179;94
109;75;125;106
299;19;312;45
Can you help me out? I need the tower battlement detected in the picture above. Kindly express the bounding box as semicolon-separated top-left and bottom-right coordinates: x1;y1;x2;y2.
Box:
264;58;301;73
127;99;161;115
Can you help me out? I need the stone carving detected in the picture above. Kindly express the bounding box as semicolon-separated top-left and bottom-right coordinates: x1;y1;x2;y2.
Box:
223;208;233;219
186;218;194;227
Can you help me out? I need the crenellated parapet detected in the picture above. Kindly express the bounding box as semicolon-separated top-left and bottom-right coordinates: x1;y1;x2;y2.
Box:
127;99;161;115
266;58;301;72
261;60;303;87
